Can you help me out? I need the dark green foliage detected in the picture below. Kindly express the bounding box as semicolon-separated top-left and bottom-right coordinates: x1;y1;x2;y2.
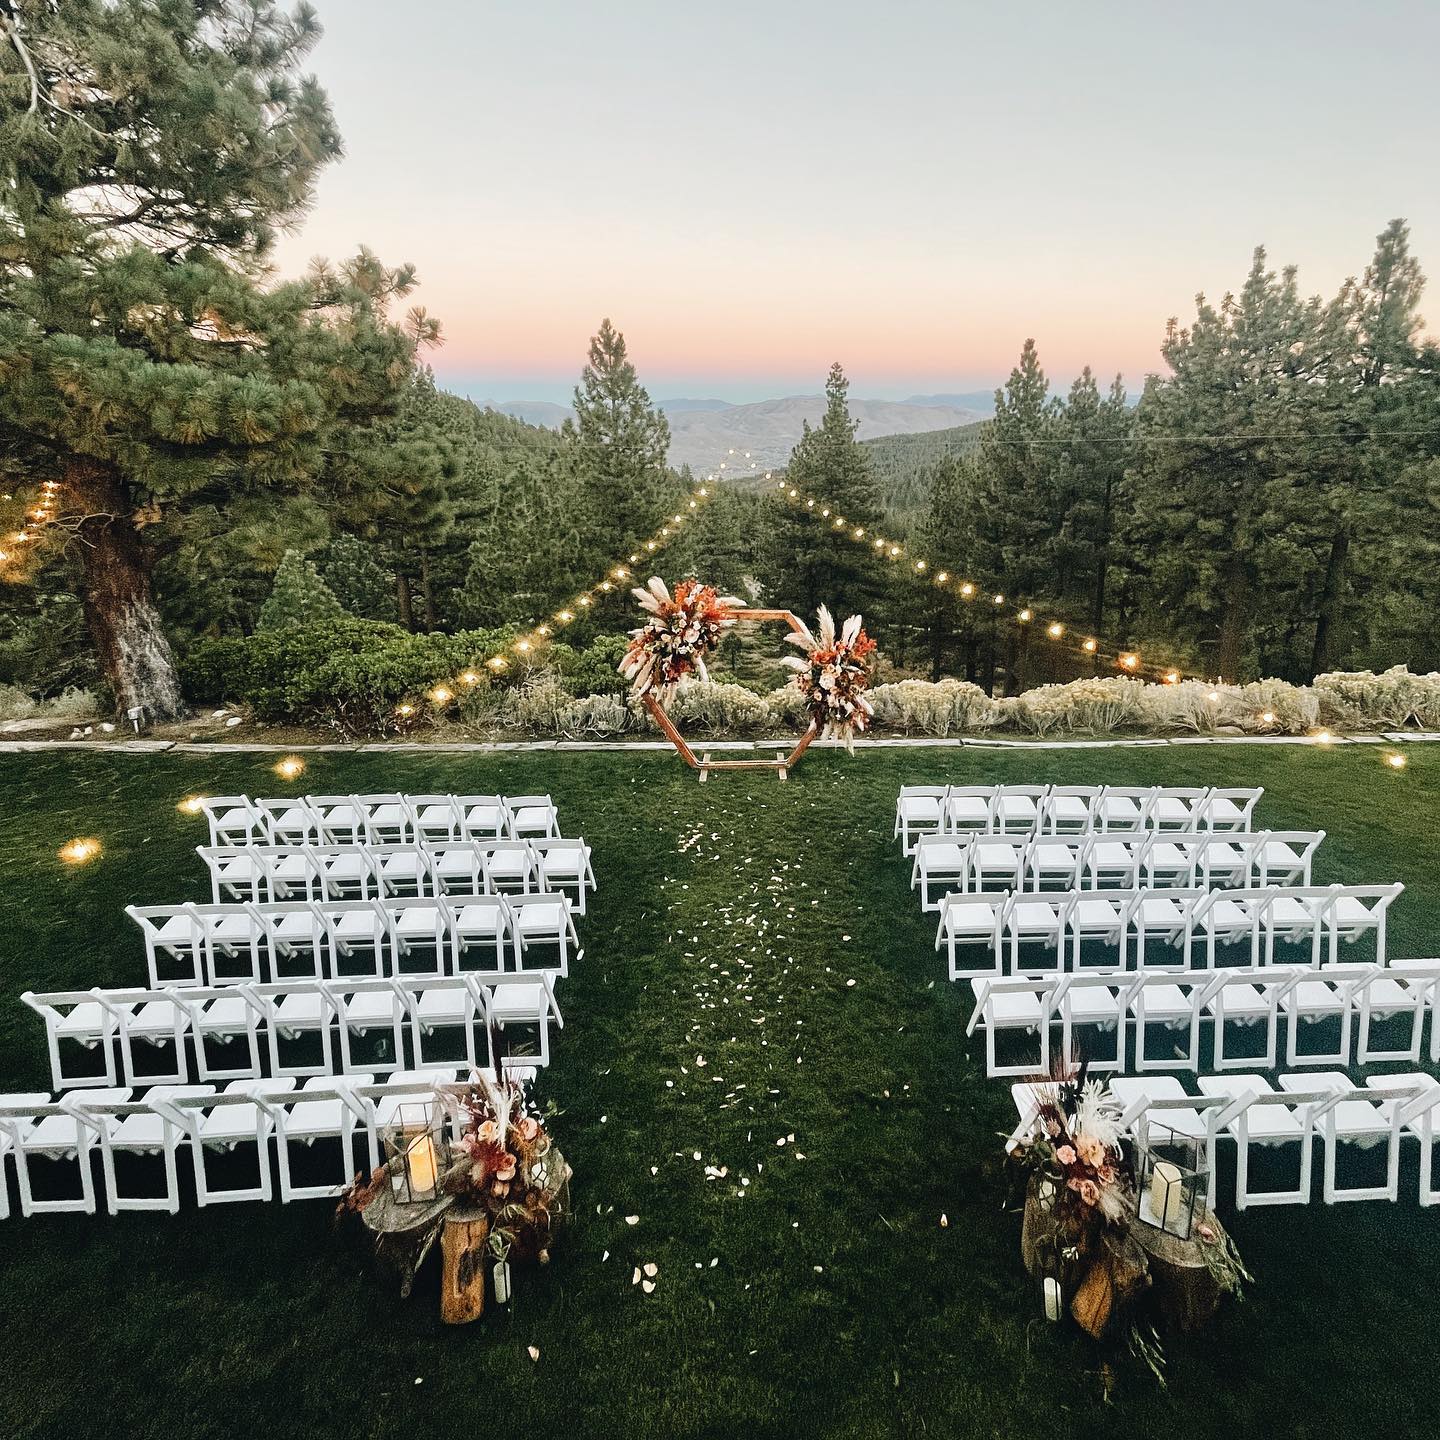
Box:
255;549;345;631
319;534;395;621
862;420;990;528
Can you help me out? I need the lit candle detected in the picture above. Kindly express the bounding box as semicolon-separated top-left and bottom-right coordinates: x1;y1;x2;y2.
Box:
1042;1277;1062;1322
1150;1160;1183;1230
405;1133;437;1198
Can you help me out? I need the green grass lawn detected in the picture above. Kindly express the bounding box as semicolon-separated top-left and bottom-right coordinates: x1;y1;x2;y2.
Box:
0;744;1434;1439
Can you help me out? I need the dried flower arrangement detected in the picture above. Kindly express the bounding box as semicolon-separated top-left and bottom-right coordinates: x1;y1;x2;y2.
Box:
782;604;875;748
619;577;741;701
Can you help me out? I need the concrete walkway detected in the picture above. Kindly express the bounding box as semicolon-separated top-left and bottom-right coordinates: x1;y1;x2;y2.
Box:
1;732;1436;755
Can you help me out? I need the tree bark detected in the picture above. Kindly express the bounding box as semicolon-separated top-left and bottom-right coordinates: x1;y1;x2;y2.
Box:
69;458;184;723
440;1207;489;1324
394;570;415;631
1309;525;1350;678
1215;555;1250;682
419;551;438;633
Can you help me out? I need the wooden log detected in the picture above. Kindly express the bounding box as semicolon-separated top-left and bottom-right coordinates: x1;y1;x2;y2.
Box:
1132;1208;1226;1333
440;1205;490;1325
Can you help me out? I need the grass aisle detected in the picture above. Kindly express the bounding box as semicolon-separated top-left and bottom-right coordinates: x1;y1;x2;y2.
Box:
0;746;1434;1439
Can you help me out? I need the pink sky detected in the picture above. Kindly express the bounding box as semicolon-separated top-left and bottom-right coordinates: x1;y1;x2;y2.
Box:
274;2;1440;403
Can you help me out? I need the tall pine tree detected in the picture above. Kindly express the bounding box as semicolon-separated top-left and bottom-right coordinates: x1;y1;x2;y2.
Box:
0;2;433;717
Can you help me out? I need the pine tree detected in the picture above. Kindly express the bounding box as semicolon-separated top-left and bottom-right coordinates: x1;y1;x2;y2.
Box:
0;3;435;717
560;319;676;560
257;550;346;630
320;534;395;621
761;362;884;618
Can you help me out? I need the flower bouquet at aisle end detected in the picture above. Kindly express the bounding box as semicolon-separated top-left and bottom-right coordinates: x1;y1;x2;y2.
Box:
619;577;743;702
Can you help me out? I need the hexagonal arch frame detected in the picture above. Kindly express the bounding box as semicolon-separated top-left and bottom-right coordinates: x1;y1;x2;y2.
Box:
643;608;819;781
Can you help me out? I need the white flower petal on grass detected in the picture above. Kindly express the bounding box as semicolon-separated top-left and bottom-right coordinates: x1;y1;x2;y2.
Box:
641;1280;656;1294
528;1346;540;1362
625;1215;639;1225
632;1267;641;1285
643;1262;658;1277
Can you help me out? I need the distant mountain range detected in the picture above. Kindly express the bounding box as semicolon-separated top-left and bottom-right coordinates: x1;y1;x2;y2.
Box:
482;393;994;473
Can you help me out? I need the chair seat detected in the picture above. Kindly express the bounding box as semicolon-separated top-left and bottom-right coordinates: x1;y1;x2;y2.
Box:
465;805;505;831
1049;797;1090;822
1064;985;1121;1019
344;992;399;1027
1010;902;1062;932
200;1080;295;1142
284;1075;373;1137
922;843;966;870
416;989;469;1025
898;796;941;821
334;913;384;942
126;1000;186;1038
1151;798;1195;825
515;904;566;935
435;851;478;877
57;1002;109;1040
394;907;444;937
984;991;1043;1025
198;996;252;1033
942;902;1000;936
1208;983;1269;1019
946;797;989;823
1269;898;1316;927
511;806;553;832
155;915;204;944
489;983;549;1019
275;994;327;1028
1099;797;1141;823
1137;897;1187;926
1331;899;1378;927
1285;981;1345;1015
541;854;584;879
976;844;1022;870
1135;984;1191;1020
1031;844;1077;871
1208;797;1247;825
454;905;505;936
1074;899;1124;926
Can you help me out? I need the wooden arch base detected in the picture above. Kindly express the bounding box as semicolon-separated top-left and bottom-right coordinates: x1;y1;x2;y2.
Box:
643;607;819;782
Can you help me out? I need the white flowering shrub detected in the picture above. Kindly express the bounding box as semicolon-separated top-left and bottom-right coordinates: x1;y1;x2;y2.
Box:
0;685;99;723
764;684;811;729
662;679;774;734
1314;666;1440;729
866;678;1002;736
1219;679;1319;734
556;692;633;738
1014;677;1148;734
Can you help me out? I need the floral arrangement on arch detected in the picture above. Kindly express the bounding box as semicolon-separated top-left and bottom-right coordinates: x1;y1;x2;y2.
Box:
619;577;742;701
783;605;876;748
439;1065;571;1264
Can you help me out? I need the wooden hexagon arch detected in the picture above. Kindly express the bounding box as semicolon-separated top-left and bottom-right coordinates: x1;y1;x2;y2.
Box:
643;607;819;781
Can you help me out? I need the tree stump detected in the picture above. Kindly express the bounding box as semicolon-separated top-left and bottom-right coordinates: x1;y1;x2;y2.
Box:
440;1205;490;1325
358;1165;454;1299
1132;1208;1227;1333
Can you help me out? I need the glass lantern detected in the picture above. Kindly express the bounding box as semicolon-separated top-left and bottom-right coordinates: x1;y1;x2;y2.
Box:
382;1100;446;1206
1135;1124;1206;1240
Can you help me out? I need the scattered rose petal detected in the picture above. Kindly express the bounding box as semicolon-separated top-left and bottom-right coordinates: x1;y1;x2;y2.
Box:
527;1346;540;1362
641;1279;656;1294
643;1262;658;1277
625;1215;639;1225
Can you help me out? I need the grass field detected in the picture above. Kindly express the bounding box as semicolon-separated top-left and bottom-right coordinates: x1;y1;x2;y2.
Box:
0;743;1435;1440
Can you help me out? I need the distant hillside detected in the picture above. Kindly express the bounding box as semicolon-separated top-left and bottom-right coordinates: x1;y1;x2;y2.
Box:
486;399;574;428
666;395;985;473
861;419;990;528
903;391;997;414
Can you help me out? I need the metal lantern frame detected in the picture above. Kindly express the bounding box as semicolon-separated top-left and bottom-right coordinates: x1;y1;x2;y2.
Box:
643;608;819;781
1135;1123;1207;1240
381;1099;446;1207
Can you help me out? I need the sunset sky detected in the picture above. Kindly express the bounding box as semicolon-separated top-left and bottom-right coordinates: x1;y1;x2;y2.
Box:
274;1;1440;404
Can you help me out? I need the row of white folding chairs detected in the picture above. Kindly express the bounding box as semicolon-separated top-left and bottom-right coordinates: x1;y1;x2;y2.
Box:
22;973;563;1091
935;883;1402;981
910;830;1322;910
125;893;580;989
201;793;560;847
895;784;1264;853
1012;1073;1440;1209
0;1072;516;1217
199;838;596;912
967;961;1440;1078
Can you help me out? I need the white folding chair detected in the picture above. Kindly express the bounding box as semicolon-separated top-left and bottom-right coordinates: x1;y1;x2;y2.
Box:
935;892;1006;981
0;1094;55;1219
258;796;323;847
359;1071;466;1168
353;793;415;845
1094;786;1155;833
406;977;489;1073
374;844;440;899
968;836;1028;893
1202;787;1264;831
1195;1073;1317;1209
304;794;369;846
534;839;596;914
273;1075;375;1201
509;891;580;977
199;845;269;904
1366;1074;1440;1207
994;785;1048;836
1141;835;1202;889
482;972;563;1069
1082;835;1145;890
254;901;330;983
172;1079;296;1205
507;794;560;840
1024;835;1084;893
9;1089;124;1214
911;835;969;910
895;785;948;854
429;841;488;898
315;899;390;979
1067;890;1133;972
1254;831;1324;886
450;896;514;974
331;979;410;1075
1125;970;1206;1073
1389;959;1440;1063
1203;967;1298;1071
1278;1072;1405;1204
944;785;998;836
386;897;451;978
83;1085;215;1214
457;794;511;840
1354;966;1430;1065
482;840;539;897
1111;1076;1215;1148
1007;892;1073;976
965;977;1051;1078
201;795;269;846
22;990;121;1090
409;794;465;843
114;988;194;1086
1053;973;1127;1071
252;981;339;1078
1039;786;1100;835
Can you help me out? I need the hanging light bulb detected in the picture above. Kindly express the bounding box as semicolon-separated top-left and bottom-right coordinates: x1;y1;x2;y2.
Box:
992;594;1004;606
429;686;453;704
487;656;508;671
1047;622;1063;639
936;571;949;583
853;527;864;539
914;560;927;572
1018;609;1033;623
1119;653;1139;670
396;703;416;717
1082;638;1096;652
460;671;480;686
960;582;975;598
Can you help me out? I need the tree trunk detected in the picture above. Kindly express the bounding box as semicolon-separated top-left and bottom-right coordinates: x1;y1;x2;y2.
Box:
1309;525;1350;678
929;606;944;681
1215;555;1249;682
69;458;184;723
1092;548;1109;637
394;571;415;631
440;1207;489;1324
419;551;438;633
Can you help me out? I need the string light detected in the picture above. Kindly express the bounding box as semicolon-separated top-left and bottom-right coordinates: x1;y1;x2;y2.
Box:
1047;622;1064;639
960;582;975;598
429;686;453;704
1017;608;1033;623
1386;752;1407;769
1120;653;1139;670
274;756;305;780
177;796;207;815
1165;671;1180;684
460;671;480;686
1083;638;1097;652
487;657;508;671
1260;711;1276;724
396;703;415;717
58;837;101;865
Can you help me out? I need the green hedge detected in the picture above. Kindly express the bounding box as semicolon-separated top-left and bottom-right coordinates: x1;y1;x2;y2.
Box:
181;622;631;732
